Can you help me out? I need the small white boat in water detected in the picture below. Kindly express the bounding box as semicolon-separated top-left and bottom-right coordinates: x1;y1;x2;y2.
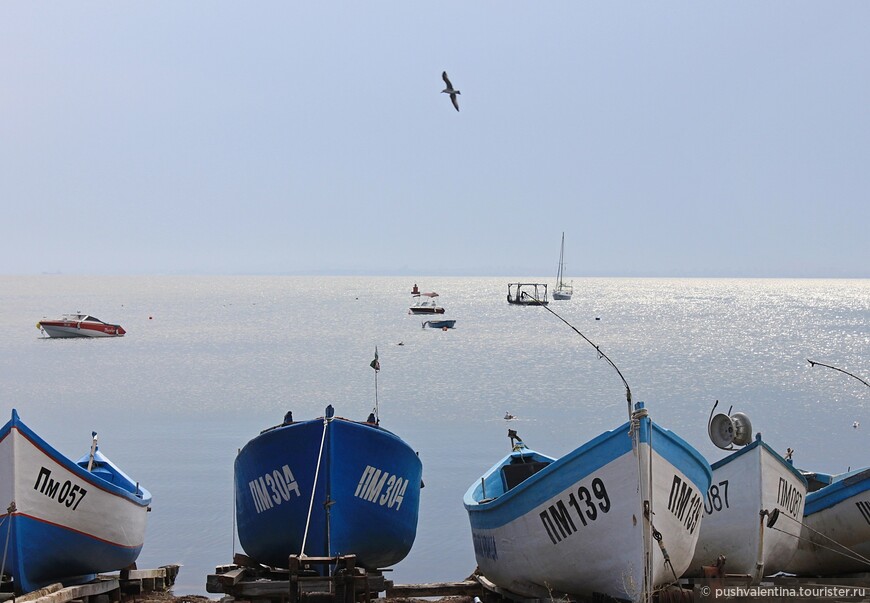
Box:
685;405;807;582
37;314;125;338
409;292;444;315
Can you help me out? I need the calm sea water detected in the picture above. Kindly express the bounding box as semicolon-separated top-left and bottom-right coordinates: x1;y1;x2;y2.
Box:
1;276;867;595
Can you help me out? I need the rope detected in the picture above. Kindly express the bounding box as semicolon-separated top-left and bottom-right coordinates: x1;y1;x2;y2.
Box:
1;502;15;592
770;512;870;569
232;449;239;559
300;414;331;558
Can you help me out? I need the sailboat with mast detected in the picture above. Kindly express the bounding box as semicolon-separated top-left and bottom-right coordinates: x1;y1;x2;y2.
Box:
553;232;573;300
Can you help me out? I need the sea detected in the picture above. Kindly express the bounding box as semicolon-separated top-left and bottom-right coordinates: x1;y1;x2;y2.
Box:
1;276;867;595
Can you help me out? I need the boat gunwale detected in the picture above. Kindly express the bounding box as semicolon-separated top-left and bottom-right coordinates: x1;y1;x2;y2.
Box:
803;466;870;516
709;435;809;487
251;414;411;446
464;417;712;528
1;410;151;507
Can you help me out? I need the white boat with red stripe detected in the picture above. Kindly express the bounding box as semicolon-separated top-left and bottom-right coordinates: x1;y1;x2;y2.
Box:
37;314;125;338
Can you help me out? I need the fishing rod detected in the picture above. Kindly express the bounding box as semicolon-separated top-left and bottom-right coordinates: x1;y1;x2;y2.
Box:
807;359;870;389
520;291;633;419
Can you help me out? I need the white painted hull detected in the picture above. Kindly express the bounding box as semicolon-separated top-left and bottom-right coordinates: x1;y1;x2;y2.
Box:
786;467;870;576
685;437;807;582
0;411;150;593
40;324;121;338
464;408;712;602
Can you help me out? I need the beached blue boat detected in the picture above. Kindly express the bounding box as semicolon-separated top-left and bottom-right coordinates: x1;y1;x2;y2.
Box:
464;402;712;602
786;466;870;576
234;406;422;570
0;410;151;594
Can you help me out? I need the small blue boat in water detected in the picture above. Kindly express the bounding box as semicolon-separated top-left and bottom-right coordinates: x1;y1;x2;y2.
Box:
0;410;151;594
422;319;456;329
234;406;423;570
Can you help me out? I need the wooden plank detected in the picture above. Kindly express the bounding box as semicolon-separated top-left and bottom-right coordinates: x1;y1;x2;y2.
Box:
298;579;335;592
14;584;63;603
224;575;386;598
229;579;292;597
233;553;259;567
386;580;482;598
26;579;120;603
217;568;248;586
205;574;227;594
121;568;170;580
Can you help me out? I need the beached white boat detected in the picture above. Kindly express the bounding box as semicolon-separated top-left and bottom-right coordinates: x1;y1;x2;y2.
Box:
784;359;870;575
464;402;712;602
0;410;151;594
684;416;807;582
785;466;870;576
685;407;808;582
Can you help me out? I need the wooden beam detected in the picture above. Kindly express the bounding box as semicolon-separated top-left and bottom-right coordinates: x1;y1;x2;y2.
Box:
13;584;63;603
121;568;170;580
216;568;248;586
386;580;482;598
23;579;120;603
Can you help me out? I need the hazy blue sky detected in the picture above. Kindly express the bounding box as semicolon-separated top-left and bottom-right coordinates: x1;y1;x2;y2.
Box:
2;3;868;277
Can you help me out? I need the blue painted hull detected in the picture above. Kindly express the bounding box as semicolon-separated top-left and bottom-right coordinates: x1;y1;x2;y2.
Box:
234;411;422;569
0;410;151;594
422;319;456;329
7;515;143;589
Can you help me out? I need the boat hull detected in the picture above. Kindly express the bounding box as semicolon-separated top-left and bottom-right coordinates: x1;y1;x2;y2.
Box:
464;409;711;602
234;412;422;570
38;321;125;338
685;437;807;581
786;467;870;576
0;411;150;594
409;307;445;315
551;290;572;300
422;320;456;329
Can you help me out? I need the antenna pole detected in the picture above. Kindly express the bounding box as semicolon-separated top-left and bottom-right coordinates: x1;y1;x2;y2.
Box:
532;294;633;419
374;368;379;423
370;347;381;423
807;359;870;389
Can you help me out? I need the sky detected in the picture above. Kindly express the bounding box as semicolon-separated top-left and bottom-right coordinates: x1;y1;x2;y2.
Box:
1;3;868;278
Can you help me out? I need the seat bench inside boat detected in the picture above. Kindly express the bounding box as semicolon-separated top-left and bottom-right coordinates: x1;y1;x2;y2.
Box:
475;448;555;503
502;457;551;490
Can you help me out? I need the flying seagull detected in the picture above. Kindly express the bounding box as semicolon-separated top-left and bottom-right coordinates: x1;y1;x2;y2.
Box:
441;71;460;112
